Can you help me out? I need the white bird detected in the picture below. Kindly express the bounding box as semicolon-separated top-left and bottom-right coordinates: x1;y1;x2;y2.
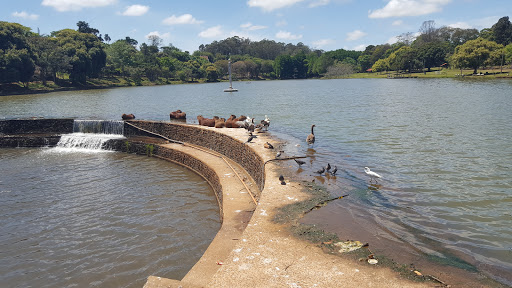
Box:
364;167;382;183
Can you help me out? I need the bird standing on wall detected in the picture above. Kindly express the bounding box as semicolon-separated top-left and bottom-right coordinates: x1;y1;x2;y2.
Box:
279;175;286;185
245;134;257;144
364;167;382;183
325;163;331;173
306;125;316;146
264;142;274;149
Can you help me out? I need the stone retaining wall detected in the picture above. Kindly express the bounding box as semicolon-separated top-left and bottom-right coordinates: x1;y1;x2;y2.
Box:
124;120;265;192
0;119;73;135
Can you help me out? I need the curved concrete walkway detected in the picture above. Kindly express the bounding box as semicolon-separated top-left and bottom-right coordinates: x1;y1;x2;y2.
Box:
144;126;434;288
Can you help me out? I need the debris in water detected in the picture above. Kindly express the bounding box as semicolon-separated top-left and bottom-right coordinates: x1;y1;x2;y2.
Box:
333;240;364;253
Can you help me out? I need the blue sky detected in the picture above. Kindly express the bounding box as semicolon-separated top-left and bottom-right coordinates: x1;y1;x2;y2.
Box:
3;0;510;53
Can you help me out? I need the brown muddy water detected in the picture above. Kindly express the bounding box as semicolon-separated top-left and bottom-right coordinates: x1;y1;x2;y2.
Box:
0;147;220;288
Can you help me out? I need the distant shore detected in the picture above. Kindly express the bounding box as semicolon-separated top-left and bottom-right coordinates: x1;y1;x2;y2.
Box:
2;67;511;96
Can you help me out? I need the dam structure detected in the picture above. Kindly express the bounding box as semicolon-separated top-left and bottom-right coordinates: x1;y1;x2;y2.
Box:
0;118;434;288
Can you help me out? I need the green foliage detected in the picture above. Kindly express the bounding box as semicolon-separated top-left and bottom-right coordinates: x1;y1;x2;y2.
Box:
491;16;512;45
450;38;504;74
0;21;36;85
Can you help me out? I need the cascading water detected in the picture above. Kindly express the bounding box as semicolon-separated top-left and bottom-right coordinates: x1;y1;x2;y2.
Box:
55;120;126;152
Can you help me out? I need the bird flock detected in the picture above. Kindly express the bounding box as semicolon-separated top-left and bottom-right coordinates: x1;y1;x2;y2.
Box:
186;110;383;185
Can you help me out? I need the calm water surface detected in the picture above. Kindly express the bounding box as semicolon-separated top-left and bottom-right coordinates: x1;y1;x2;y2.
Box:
1;78;511;285
0;148;220;287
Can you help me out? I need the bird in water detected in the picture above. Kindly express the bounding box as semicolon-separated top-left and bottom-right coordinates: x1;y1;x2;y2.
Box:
315;167;325;175
330;165;338;176
276;151;283;158
306;124;316;146
294;159;306;166
364;167;382;183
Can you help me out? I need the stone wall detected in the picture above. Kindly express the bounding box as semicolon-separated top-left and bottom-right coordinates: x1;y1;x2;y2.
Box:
0;135;61;148
124;121;265;192
0;119;74;135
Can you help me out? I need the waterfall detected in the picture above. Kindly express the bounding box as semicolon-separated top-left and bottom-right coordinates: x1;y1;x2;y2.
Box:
54;120;125;152
73;120;124;135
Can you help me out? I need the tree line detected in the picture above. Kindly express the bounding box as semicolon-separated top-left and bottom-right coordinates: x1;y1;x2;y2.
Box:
1;16;512;88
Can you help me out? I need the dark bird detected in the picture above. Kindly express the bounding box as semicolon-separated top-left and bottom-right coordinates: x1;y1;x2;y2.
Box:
315;167;325;174
306;124;316;146
264;142;274;149
245;135;257;143
281;181;286;185
276;151;283;158
325;163;331;172
330;165;338;176
279;175;284;181
294;159;306;166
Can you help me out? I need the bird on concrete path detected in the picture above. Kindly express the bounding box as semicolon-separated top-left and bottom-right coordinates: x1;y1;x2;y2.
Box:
245;134;257;144
330;165;338;176
364;167;382;183
325;163;331;173
294;159;306;166
315;167;325;175
264;142;274;149
306;124;316;146
279;175;286;185
276;151;283;158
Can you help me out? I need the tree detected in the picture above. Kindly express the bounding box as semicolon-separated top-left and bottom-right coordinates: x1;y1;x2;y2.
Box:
124;36;138;47
76;21;102;41
148;35;163;48
106;40;137;75
418;20;436;43
491;16;512;46
325;61;354;78
450;38;504;74
104;34;111;43
371;58;389;72
54;29;106;84
273;54;294;79
417;42;450;71
205;65;218;82
0;21;36;85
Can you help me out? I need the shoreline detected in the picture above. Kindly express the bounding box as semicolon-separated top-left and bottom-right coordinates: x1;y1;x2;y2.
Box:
1;68;510;97
269;132;510;288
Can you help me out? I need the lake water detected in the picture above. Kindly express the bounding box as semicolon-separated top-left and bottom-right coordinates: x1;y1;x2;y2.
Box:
0;148;220;287
1;78;511;286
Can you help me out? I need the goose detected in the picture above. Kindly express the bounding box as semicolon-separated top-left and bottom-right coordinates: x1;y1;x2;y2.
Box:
306;124;316;146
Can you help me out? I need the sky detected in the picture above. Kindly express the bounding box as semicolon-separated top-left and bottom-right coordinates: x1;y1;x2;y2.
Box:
2;0;511;53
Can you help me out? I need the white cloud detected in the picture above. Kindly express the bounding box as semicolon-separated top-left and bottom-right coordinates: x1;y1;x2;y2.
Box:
387;35;399;44
309;0;330;7
276;20;287;27
240;22;268;31
447;22;472;29
392;20;403;26
312;38;334;48
368;0;451;19
199;26;224;38
247;0;305;12
41;0;116;12
162;14;203;25
122;4;149;16
275;30;303;40
346;30;367;41
353;44;366;51
12;11;39;20
146;31;170;40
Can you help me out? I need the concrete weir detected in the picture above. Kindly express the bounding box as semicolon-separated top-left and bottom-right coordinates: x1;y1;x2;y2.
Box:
0;119;433;288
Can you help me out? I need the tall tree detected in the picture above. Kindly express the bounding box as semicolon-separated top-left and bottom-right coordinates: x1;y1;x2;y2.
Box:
491;16;512;45
0;21;36;86
450;38;503;74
